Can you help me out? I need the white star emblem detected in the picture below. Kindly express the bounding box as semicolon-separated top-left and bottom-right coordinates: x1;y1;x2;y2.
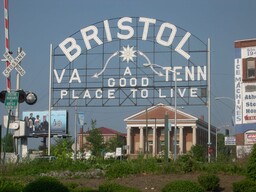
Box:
120;45;136;63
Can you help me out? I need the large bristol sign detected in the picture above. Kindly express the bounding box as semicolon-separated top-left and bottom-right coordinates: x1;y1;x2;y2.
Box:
52;17;208;107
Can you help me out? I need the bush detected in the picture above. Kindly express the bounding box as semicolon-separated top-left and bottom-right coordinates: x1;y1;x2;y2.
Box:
198;173;220;191
248;186;256;192
233;179;256;192
247;144;256;180
190;145;206;162
0;178;24;192
105;159;159;179
105;161;135;178
65;182;97;192
176;154;193;173
99;182;141;192
23;176;69;192
161;180;204;192
70;187;98;192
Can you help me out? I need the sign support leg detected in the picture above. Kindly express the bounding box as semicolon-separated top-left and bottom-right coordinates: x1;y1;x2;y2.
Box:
3;109;11;164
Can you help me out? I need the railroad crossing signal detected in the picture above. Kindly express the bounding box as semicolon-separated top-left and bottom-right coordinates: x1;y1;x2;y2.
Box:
2;50;26;77
0;90;37;106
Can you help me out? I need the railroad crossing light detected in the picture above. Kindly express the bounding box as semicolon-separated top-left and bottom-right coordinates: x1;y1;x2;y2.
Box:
0;90;37;105
16;89;26;103
0;90;7;103
25;92;37;105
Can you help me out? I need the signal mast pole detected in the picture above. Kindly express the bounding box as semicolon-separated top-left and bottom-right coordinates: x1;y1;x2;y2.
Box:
4;0;11;91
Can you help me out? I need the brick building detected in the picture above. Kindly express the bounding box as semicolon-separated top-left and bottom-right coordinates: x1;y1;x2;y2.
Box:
234;39;256;157
78;127;126;151
124;103;216;157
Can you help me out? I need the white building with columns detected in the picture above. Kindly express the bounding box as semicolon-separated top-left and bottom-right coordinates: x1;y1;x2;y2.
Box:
124;103;216;157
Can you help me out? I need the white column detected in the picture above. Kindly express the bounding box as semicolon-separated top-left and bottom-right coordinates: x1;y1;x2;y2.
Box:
126;126;131;154
152;126;157;156
139;127;144;152
179;126;184;154
192;126;197;145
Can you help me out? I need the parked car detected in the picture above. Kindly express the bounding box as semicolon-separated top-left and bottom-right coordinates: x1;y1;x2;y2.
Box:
35;155;56;161
84;151;93;160
104;152;116;159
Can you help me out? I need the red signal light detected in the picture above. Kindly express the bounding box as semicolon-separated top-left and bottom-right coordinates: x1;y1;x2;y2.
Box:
16;90;26;103
0;90;7;103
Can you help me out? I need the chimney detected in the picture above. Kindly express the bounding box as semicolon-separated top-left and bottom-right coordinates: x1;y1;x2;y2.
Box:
80;128;83;134
200;115;204;121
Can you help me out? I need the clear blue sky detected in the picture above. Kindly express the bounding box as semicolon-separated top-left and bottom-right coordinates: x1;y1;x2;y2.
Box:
0;0;255;143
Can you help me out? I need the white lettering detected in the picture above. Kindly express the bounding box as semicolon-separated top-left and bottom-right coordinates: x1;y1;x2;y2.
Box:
120;78;126;87
190;88;197;97
141;77;149;86
139;17;156;41
58;87;202;100
159;88;166;98
123;67;132;76
117;17;134;40
59;37;81;62
54;69;65;83
130;78;137;87
60;90;68;99
108;89;115;98
131;88;137;98
59;17;193;61
103;20;112;42
173;66;182;81
178;88;186;97
141;89;148;98
69;69;81;83
80;25;103;50
163;67;173;81
185;67;194;81
197;66;206;81
72;90;79;99
156;22;177;46
83;89;91;98
108;78;115;87
95;89;102;98
175;32;191;60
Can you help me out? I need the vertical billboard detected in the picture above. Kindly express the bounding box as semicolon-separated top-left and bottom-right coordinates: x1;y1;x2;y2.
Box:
235;40;256;134
22;110;68;136
235;58;242;126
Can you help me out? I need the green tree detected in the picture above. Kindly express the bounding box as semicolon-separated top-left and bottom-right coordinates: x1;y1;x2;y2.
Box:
190;144;205;162
51;137;73;162
106;135;125;152
217;133;235;162
2;133;14;152
247;144;256;180
86;120;105;157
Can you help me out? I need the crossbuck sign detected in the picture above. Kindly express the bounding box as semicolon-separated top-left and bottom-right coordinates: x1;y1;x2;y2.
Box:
3;50;26;77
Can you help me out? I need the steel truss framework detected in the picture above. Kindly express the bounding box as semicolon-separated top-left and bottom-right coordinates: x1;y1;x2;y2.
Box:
52;17;208;107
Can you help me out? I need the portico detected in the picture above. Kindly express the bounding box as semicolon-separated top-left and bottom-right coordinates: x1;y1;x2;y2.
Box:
125;103;216;157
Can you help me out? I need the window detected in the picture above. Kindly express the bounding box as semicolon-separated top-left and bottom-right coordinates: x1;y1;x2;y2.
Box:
148;128;153;135
247;59;255;78
243;58;256;81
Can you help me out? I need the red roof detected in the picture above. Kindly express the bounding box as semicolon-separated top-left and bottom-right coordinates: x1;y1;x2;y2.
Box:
85;127;125;136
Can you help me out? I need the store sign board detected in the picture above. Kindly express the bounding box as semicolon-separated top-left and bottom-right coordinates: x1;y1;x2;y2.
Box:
225;136;236;146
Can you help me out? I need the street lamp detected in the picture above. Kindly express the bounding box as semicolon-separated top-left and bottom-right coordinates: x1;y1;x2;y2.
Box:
143;63;178;161
215;97;235;103
215;97;235;159
215;96;235;125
